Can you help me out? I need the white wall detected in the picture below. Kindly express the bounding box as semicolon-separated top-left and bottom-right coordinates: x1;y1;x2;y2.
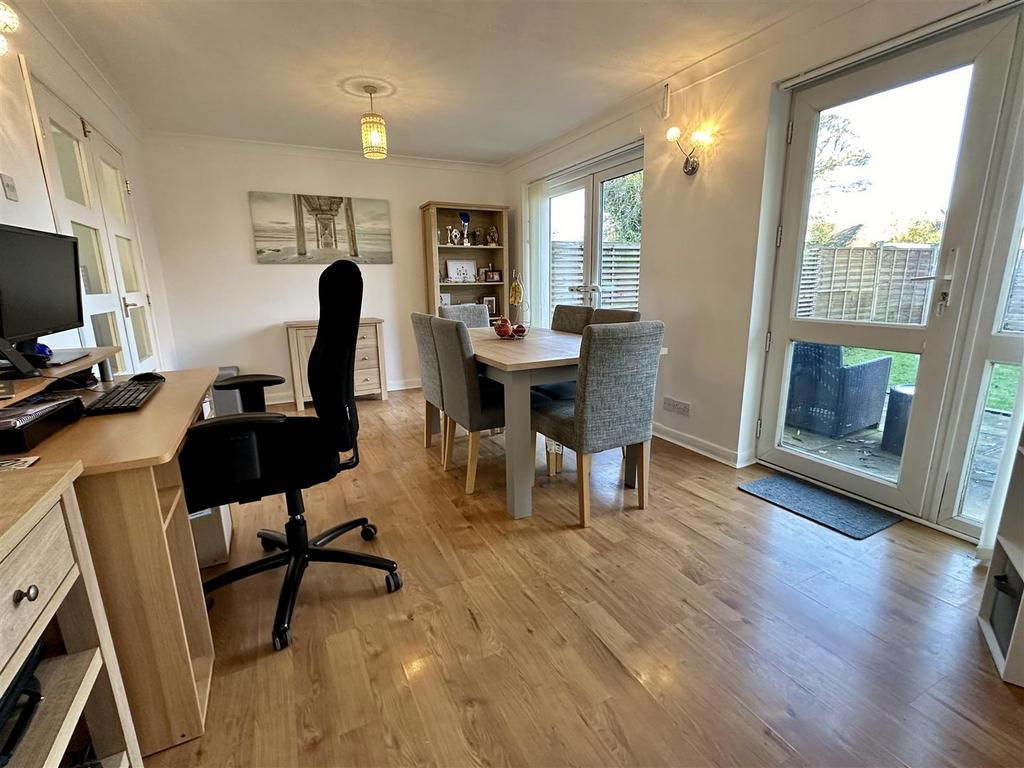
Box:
143;134;506;400
503;0;979;466
6;2;177;365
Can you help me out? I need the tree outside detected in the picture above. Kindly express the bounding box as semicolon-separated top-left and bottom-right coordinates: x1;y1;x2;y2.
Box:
601;171;643;243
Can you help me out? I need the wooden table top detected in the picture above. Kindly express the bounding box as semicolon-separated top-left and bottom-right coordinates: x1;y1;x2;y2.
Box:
1;348;120;407
0;461;82;560
468;327;583;371
24;368;218;476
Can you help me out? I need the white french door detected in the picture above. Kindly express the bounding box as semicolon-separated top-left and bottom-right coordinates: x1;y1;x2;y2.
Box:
34;83;157;373
530;151;643;324
758;18;1018;518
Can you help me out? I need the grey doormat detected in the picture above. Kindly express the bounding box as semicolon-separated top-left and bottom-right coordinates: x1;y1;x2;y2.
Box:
739;474;901;540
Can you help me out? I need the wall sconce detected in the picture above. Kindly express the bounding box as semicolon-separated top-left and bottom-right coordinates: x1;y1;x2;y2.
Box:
665;125;716;176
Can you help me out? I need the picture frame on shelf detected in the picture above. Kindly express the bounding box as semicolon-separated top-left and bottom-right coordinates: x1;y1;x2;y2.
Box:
439;292;452;306
446;259;478;283
484;269;502;283
483;296;497;315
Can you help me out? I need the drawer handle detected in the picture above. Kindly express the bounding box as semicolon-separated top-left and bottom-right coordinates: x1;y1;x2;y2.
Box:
13;584;39;605
363;377;371;382
359;335;367;340
361;355;369;361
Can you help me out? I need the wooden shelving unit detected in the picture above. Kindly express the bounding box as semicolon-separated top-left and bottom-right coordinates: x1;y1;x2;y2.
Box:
978;393;1024;687
421;202;509;320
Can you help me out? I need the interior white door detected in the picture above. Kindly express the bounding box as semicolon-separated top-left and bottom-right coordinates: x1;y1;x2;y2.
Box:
92;136;158;371
758;19;1018;516
35;84;130;374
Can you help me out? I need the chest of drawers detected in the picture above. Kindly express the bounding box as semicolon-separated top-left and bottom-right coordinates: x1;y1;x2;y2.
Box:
285;318;387;410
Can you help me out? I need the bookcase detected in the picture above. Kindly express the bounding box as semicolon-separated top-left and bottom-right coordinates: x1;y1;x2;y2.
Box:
420;202;509;321
978;405;1024;687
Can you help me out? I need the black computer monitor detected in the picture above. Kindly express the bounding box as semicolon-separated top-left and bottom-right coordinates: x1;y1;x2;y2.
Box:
0;224;82;377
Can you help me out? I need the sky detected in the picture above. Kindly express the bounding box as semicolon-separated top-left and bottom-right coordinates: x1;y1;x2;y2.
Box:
808;65;974;244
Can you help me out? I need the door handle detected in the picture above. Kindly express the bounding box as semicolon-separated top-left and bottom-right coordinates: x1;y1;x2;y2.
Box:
122;297;139;318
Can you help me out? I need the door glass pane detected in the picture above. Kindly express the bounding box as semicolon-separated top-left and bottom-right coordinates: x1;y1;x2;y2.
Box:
795;66;973;326
549;188;586;307
958;363;1021;522
50;121;90;207
782;342;920;481
99;160;127;224
128;305;154;361
116;236;140;292
599;170;643;310
90;311;126;373
999;226;1023;333
71;222;109;295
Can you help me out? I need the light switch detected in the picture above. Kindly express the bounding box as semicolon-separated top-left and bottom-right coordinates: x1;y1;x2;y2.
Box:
0;173;18;202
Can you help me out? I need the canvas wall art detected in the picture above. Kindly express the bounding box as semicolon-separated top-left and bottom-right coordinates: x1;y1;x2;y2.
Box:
249;191;392;264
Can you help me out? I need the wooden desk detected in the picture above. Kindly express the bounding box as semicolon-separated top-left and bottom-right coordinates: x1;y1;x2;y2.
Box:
13;368;219;756
1;347;118;407
0;462;142;766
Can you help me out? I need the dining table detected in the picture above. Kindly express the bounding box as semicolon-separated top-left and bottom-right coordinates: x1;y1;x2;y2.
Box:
468;326;642;519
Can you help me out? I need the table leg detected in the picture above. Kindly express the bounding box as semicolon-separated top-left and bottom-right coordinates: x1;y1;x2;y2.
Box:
624;444;638;489
503;371;534;519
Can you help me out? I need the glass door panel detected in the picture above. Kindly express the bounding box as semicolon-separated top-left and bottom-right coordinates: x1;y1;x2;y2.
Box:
71;222;109;295
90;311;126;374
548;184;591;308
958;363;1022;523
782;343;920;482
596;164;643;311
794;65;972;326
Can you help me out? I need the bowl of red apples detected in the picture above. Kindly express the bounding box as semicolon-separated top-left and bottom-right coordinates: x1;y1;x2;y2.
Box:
493;316;528;340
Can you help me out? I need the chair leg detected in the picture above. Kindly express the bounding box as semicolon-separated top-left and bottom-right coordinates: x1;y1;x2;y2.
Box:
424;401;438;449
465;431;481;494
203;551;290;593
271;554;308;650
308;545;399;575
310;516;368;548
442;416;456;471
547;447;557;477
256;529;287;552
636;440;650;509
556;451;564;474
578;453;592;527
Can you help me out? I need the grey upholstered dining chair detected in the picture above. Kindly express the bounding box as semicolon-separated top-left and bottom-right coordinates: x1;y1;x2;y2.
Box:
551;304;594;334
532;321;665;527
411;313;447;465
431;316;543;494
592;308;641;323
439;303;491;328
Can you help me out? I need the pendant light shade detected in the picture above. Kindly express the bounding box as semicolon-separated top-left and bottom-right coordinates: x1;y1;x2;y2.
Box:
360;85;387;160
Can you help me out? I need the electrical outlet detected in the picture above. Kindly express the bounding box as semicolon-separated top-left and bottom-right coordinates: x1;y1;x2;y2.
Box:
664;397;690;416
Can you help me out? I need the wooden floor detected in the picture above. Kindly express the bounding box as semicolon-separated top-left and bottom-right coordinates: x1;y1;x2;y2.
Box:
150;390;1023;768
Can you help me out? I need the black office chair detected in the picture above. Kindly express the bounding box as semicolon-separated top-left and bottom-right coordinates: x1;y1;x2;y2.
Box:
179;261;402;651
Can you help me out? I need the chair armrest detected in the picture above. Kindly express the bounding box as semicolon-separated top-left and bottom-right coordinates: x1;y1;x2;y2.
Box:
188;411;287;436
214;374;286;392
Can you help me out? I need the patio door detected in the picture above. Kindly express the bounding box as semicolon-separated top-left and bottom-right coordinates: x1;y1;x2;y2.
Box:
758;19;1018;517
531;150;643;325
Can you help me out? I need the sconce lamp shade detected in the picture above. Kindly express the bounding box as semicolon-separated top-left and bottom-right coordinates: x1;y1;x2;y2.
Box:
361;111;388;159
665;126;682;143
691;129;716;147
0;3;18;34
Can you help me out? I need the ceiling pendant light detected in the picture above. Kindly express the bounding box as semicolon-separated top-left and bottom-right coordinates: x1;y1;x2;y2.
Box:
360;85;388;160
0;3;19;34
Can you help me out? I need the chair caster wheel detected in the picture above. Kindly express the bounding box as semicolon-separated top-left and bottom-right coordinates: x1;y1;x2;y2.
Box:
385;570;403;593
272;629;292;651
360;523;378;541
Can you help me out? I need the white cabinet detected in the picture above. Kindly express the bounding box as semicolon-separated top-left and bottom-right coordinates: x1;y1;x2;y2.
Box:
285;318;387;410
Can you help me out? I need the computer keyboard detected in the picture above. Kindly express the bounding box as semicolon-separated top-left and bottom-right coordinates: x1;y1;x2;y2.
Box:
85;380;162;415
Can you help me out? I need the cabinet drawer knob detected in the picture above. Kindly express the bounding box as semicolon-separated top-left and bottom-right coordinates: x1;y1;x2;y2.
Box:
13;584;39;604
361;355;369;361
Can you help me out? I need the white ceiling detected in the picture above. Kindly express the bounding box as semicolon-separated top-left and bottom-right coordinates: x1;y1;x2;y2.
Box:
43;0;800;164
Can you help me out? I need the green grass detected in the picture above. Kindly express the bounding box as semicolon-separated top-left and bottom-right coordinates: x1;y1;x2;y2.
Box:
842;347;1020;412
